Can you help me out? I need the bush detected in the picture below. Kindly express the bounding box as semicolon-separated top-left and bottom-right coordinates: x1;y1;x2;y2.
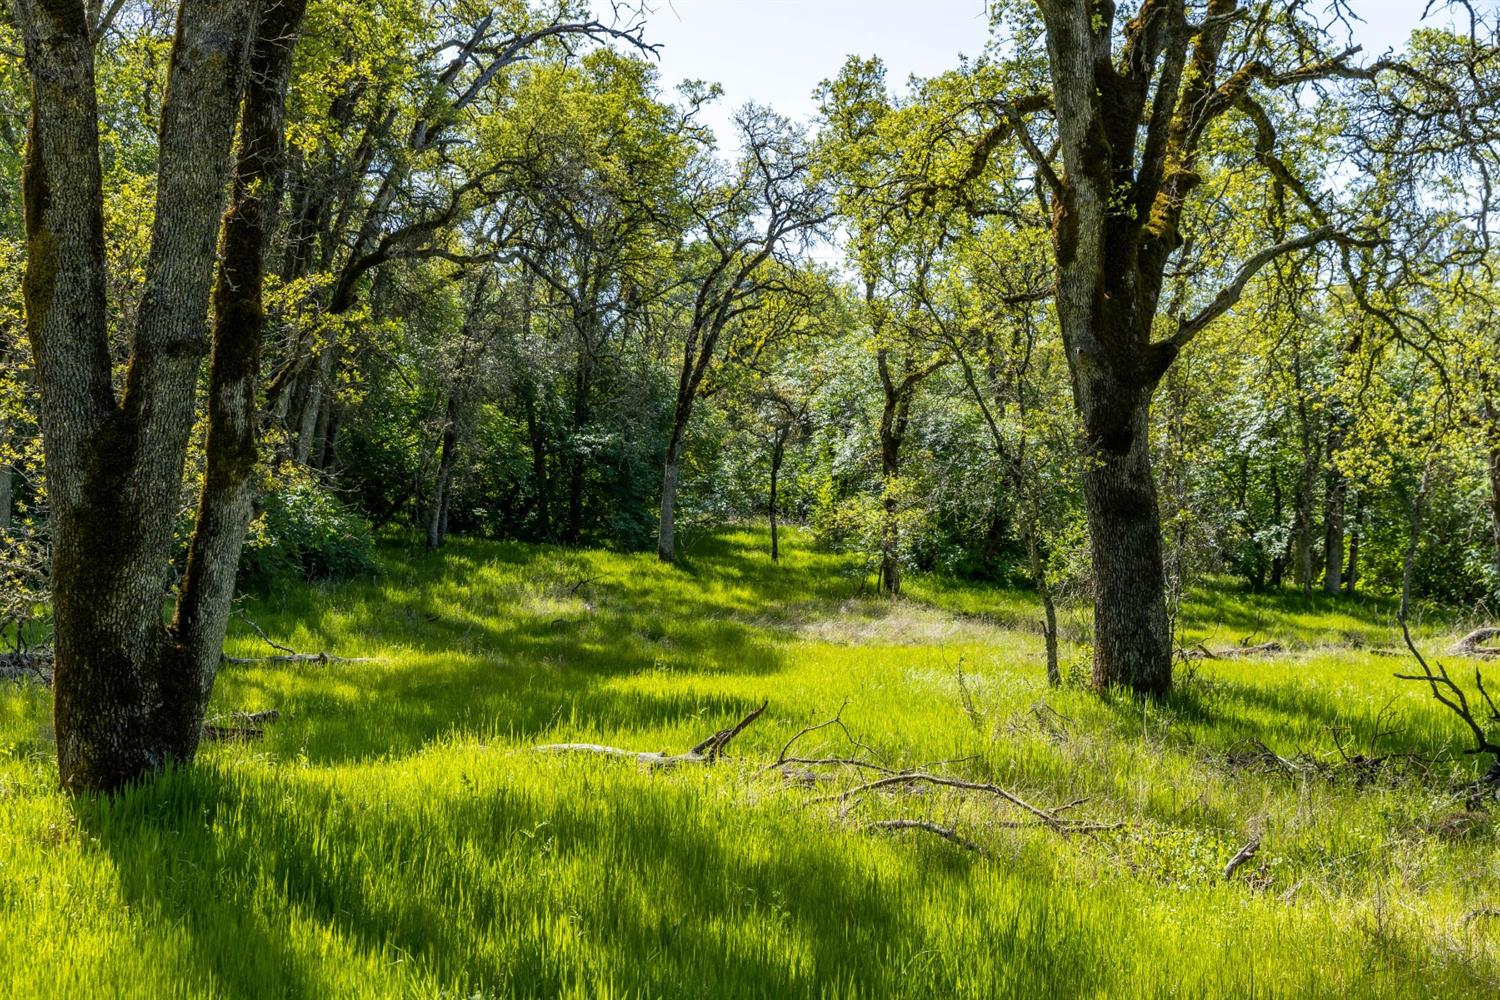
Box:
240;476;377;587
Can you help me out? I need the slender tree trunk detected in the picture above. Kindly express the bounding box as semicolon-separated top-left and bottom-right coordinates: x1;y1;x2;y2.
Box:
1487;398;1500;575
427;399;458;549
565;352;591;545
1323;459;1345;595
877;389;908;597
1345;494;1363;595
1024;524;1060;686
769;428;786;562
172;0;308;746
1269;465;1286;588
523;389;550;539
657;431;682;563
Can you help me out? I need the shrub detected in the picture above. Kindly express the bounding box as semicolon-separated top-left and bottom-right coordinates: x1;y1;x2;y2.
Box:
240;476;377;587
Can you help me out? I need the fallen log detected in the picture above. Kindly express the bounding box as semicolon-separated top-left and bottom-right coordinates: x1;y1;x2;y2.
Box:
536;700;768;768
1451;628;1500;658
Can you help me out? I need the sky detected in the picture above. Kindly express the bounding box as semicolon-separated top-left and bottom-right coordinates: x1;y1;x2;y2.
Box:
630;0;1482;147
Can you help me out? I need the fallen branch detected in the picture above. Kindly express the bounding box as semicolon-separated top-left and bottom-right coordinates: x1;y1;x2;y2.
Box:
223;615;375;666
201;708;282;744
1452;628;1500;659
814;772;1120;834
221;651;376;665
1224;837;1261;880
864;819;986;855
536;700;768;768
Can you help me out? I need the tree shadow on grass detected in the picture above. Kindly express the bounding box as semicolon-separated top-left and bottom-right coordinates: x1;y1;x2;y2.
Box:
73;758;1110;998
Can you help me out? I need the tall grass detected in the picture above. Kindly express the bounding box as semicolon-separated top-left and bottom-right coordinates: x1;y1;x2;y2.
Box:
1;528;1495;997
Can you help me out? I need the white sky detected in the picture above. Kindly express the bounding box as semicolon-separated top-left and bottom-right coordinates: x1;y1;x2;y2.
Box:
633;0;1484;146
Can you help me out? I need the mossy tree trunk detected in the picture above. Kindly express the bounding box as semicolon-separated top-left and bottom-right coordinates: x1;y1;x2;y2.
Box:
14;0;307;792
1027;0;1347;695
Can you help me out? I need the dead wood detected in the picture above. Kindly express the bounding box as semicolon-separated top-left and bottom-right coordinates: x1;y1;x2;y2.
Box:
0;651;52;685
864;819;986;854
221;651;376;665
535;700;769;768
1224;838;1261;880
814;772;1121;834
222;614;375;666
1452;628;1500;658
201;708;282;743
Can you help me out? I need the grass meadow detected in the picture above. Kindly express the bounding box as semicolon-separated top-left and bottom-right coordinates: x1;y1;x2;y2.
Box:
1;527;1497;998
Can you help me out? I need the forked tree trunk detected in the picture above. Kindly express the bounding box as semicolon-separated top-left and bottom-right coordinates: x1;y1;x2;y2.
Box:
16;0;304;792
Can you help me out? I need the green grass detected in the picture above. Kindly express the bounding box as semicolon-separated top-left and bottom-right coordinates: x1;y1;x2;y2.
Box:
2;527;1498;998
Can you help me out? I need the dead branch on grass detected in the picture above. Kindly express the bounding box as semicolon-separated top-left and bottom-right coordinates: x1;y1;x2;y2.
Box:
535;700;769;768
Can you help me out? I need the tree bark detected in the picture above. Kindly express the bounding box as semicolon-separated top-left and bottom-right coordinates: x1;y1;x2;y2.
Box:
1323;458;1345;595
564;350;591;545
1078;392;1172;696
172;0;308;749
1487;398;1500;575
1345;494;1363;595
427;398;458;549
15;0;303;792
769;427;786;562
657;435;682;562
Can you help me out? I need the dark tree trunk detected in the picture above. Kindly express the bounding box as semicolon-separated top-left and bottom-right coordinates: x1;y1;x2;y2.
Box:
1345;494;1363;595
172;0;308;750
1077;391;1172;696
523;388;550;540
769;427;787;562
13;0;305;792
1323;459;1345;595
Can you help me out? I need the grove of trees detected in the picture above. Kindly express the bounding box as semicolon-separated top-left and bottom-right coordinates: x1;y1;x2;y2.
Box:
2;0;1499;791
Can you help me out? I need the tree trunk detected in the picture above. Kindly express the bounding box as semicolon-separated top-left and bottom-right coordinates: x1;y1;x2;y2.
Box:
523;388;550;540
1078;395;1172;697
172;0;308;751
1024;525;1060;686
769;428;786;562
1487;399;1500;575
657;434;682;563
1323;460;1345;595
427;400;458;549
16;0;275;792
1269;465;1286;588
1345;494;1363;595
876;357;911;598
564;352;591;545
